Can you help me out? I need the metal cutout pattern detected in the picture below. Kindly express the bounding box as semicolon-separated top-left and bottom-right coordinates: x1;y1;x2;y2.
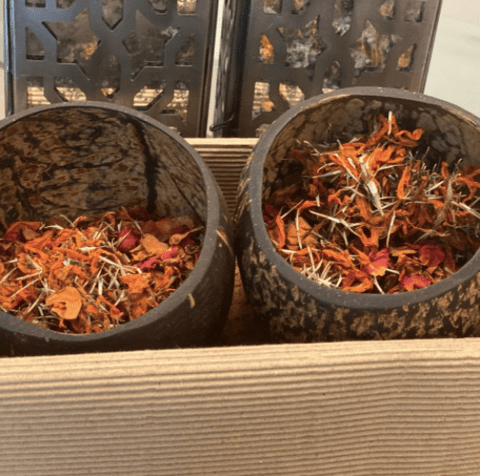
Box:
234;0;442;137
8;0;218;136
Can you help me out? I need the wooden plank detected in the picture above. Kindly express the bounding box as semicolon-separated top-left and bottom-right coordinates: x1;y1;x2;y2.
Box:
1;338;480;475
187;138;257;215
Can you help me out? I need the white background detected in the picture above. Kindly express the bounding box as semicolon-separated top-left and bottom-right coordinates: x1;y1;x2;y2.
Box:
424;0;480;118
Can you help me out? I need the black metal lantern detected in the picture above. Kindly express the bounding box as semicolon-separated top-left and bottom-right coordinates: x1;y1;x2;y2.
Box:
7;0;220;137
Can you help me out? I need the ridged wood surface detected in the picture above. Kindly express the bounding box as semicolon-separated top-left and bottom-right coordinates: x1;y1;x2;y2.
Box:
187;138;257;215
1;338;480;476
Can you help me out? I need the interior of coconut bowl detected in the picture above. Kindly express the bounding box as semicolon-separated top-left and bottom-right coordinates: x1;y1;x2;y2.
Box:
262;94;480;202
257;92;480;298
0;106;207;230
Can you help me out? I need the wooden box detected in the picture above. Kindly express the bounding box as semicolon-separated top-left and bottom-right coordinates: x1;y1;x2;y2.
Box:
1;139;479;476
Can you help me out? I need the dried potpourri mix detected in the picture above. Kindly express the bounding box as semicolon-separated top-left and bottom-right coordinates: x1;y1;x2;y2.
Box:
0;206;203;333
263;112;480;294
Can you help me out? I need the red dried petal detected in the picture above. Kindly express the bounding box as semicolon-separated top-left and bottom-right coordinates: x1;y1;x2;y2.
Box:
160;246;180;261
118;227;140;252
172;224;190;235
365;248;389;276
138;257;159;271
418;244;445;268
401;274;431;291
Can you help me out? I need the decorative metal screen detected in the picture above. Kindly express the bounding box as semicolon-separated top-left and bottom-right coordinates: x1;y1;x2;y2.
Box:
231;0;442;137
7;0;218;137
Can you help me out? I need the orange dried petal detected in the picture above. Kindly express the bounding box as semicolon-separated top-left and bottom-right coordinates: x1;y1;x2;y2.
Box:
141;233;169;256
296;200;319;213
3;221;42;242
53;247;89;262
286;216;312;248
52;228;76;247
45;286;82;320
427;199;445;209
22;227;39;241
455;176;480;200
154;266;176;291
26;229;55;251
440;162;450;179
327;190;343;207
275;214;286;249
397;167;412;200
130;295;151;319
356;227;379;249
322;249;355;269
394;128;424;146
23;243;50;264
72;215;89;227
17;253;39;275
120;273;151;293
168;230;191;246
355;194;372;222
341;270;374;293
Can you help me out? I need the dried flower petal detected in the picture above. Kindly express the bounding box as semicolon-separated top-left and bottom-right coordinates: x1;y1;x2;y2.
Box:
365;249;389;276
397;167;412;200
263;111;480;294
401;274;431;291
275;214;286;249
138;257;159;271
119;273;151;293
3;221;42;242
45;286;82;320
0;206;203;334
118;227;140;252
154;217;178;242
160;246;180;261
418;244;445;269
141;234;169;256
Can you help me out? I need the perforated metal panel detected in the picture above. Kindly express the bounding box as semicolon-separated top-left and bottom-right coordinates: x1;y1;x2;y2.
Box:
7;0;218;137
230;0;442;137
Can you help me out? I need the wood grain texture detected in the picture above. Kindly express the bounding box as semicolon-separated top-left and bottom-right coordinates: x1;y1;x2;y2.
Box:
1;338;480;476
187;138;257;215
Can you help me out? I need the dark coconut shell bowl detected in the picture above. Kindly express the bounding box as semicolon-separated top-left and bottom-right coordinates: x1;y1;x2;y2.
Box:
235;87;480;343
0;102;234;356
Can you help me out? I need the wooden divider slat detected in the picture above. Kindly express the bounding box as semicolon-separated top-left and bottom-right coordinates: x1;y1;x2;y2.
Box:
1;339;480;475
